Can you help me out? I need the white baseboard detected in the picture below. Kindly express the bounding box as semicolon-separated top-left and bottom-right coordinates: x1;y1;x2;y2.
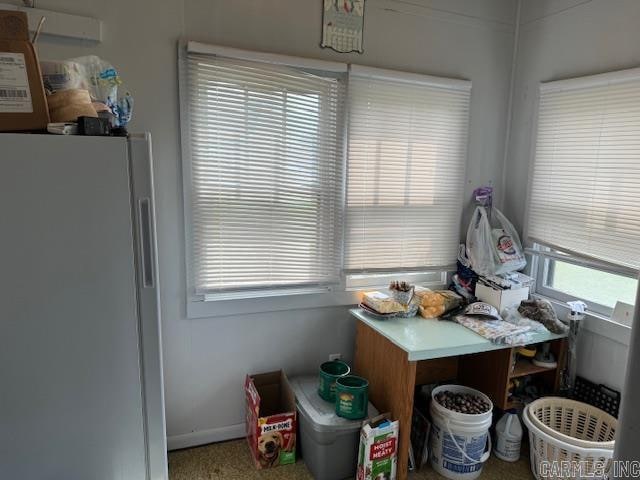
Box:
167;423;245;451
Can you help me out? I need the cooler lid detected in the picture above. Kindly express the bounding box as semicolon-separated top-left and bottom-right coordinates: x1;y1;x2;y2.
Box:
289;375;379;433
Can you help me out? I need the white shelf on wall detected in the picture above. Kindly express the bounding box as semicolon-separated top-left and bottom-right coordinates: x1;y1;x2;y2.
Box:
0;3;101;42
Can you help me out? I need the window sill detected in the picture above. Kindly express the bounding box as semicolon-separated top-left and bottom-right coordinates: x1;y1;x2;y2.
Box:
533;294;632;347
186;278;449;319
187;290;361;319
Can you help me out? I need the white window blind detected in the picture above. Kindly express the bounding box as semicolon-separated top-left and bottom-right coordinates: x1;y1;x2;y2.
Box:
527;68;640;271
345;66;471;272
183;49;346;294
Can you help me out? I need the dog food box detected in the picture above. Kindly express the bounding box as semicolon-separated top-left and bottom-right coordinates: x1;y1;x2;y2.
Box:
357;413;399;480
0;10;50;132
245;370;296;469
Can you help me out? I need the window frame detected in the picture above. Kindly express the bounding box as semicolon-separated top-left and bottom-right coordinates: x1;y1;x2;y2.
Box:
522;70;640;324
343;64;471;274
524;67;640;271
179;42;462;316
179;41;350;304
529;244;637;319
346;270;448;291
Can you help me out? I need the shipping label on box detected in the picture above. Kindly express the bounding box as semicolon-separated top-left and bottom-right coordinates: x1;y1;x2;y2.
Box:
245;371;296;469
0;10;49;131
357;414;399;480
0;52;33;113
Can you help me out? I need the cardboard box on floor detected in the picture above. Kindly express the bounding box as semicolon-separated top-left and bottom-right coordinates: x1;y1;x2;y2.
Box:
0;10;49;132
245;370;296;469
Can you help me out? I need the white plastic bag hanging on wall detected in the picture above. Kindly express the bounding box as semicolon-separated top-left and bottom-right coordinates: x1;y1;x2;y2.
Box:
466;206;526;276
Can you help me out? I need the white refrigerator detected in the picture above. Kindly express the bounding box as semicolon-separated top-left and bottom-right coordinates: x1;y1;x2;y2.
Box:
0;133;167;480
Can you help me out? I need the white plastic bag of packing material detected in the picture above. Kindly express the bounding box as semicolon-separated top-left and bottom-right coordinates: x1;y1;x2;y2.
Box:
466;206;526;276
41;60;85;92
69;55;134;127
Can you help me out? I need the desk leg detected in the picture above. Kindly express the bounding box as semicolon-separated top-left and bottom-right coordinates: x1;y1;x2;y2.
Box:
354;321;416;480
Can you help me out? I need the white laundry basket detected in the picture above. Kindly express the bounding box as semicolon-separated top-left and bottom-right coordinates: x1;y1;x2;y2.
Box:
523;398;617;479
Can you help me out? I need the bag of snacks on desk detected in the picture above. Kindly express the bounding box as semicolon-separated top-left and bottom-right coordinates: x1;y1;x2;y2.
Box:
419;290;462;319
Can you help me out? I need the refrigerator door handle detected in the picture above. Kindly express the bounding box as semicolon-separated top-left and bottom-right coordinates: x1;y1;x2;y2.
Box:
137;197;155;288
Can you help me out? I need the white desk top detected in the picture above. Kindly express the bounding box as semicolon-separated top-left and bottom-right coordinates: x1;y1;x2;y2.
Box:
351;308;566;361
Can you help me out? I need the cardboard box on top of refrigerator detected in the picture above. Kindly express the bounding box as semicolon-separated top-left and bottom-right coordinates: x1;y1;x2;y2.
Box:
245;370;296;469
0;10;49;132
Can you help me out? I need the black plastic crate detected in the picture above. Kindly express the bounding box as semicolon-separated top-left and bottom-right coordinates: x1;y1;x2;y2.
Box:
571;376;621;418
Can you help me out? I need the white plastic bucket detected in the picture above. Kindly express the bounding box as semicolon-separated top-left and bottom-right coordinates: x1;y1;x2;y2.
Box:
429;385;493;480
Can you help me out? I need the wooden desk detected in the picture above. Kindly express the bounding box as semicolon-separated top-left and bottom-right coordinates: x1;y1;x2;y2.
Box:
351;308;567;480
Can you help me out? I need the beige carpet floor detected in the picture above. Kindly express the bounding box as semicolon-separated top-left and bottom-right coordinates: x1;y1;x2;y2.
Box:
169;439;534;480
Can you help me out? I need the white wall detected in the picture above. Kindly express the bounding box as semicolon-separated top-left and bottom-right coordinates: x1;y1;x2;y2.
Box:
548;301;630;393
578;329;628;392
504;0;638;392
504;0;640;232
21;0;517;449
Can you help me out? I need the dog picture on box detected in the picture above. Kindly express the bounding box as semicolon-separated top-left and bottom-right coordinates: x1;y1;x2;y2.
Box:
245;372;297;469
257;431;283;468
